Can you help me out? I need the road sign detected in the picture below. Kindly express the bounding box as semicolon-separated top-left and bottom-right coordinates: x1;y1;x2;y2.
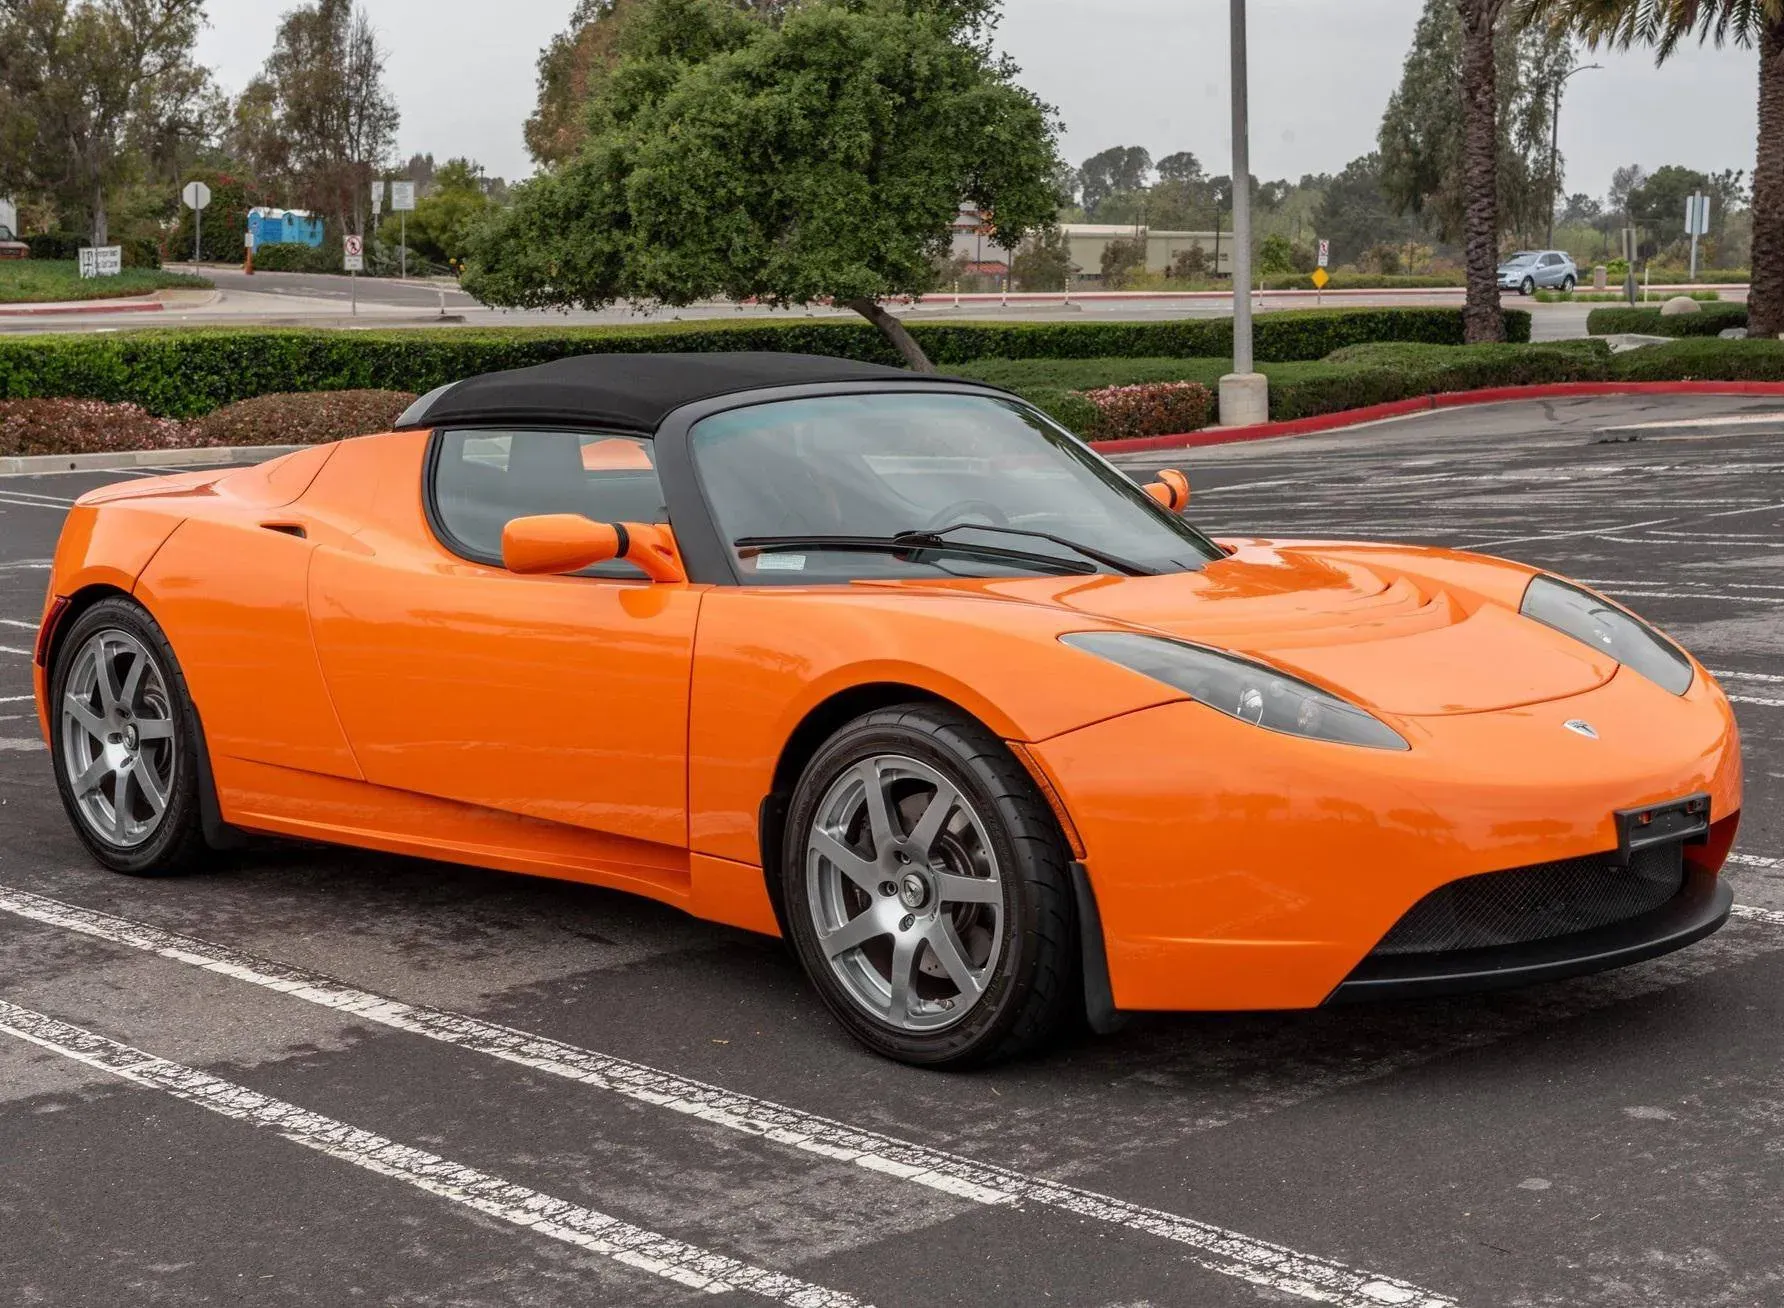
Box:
1317;240;1329;269
390;181;415;212
1685;193;1711;237
181;181;211;211
343;234;365;272
1310;267;1330;290
78;246;122;278
370;180;385;210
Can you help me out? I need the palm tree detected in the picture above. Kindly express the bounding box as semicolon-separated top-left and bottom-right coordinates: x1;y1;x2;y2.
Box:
1520;0;1784;337
1459;0;1514;343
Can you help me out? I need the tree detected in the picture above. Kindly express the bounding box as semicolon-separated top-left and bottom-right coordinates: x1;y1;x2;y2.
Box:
1380;0;1574;339
1078;146;1152;216
1155;151;1203;184
525;0;646;169
1256;232;1295;275
0;0;211;246
1099;236;1146;288
466;0;1062;372
1313;153;1426;266
1521;0;1784;334
407;158;493;264
1010;226;1071;290
243;0;399;240
1607;162;1647;217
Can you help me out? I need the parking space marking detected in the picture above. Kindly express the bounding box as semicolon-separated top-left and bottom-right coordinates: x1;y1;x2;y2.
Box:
0;497;70;511
1730;696;1784;708
0;645;34;657
0;999;870;1307
1730;853;1782;871
1717;670;1784;685
0;739;45;751
0;885;1458;1308
1732;904;1784;927
0;695;36;704
0;619;37;629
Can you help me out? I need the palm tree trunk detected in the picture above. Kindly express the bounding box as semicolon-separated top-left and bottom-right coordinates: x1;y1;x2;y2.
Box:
844;298;936;372
1458;0;1506;344
1750;18;1784;339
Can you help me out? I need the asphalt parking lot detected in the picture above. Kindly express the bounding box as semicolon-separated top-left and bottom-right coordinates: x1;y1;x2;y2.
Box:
2;394;1782;1308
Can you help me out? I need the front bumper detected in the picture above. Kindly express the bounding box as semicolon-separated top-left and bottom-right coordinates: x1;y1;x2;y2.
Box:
1028;665;1743;1012
1327;867;1732;1002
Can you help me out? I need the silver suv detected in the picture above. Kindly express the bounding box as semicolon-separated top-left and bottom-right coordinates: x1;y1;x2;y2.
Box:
1497;250;1577;295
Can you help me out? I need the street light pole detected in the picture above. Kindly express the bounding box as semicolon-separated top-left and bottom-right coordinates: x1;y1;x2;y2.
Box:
1546;62;1602;249
1219;0;1266;426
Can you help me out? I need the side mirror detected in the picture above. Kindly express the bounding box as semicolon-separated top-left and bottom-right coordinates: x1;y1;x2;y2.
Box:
1144;468;1190;513
500;515;687;583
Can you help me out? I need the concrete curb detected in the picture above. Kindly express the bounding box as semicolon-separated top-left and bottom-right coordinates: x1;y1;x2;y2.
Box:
0;298;165;318
1086;381;1784;455
0;444;304;477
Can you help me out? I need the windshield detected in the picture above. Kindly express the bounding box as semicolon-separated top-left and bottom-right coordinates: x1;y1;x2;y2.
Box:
690;392;1224;583
1501;253;1540;267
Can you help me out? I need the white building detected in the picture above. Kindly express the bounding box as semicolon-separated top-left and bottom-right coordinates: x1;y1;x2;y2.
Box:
0;198;17;237
1060;224;1233;279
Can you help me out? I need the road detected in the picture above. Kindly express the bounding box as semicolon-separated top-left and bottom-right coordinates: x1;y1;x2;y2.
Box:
0;265;1722;338
1;395;1781;1307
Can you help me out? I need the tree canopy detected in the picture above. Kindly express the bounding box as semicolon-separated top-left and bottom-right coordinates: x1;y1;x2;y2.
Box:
466;0;1063;370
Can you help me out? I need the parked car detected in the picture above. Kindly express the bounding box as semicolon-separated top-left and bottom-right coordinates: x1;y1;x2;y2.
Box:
32;353;1741;1068
1498;250;1577;295
0;226;27;260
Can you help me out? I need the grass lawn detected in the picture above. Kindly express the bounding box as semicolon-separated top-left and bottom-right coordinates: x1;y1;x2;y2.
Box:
0;260;212;304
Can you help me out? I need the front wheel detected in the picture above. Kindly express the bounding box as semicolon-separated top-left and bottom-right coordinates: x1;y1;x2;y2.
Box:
1520;277;1536;296
50;597;210;875
781;704;1078;1068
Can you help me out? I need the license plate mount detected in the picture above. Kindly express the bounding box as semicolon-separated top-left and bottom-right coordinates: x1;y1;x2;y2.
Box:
1614;793;1711;865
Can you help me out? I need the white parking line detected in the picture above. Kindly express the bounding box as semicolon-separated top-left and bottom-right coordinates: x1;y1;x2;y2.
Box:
1716;669;1784;685
0;885;1457;1308
1730;852;1782;872
0;645;33;657
0;618;38;629
1730;696;1784;708
0;496;70;511
0;694;36;704
0;999;869;1307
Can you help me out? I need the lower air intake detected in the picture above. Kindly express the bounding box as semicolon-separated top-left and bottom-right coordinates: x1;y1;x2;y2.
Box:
1373;844;1687;956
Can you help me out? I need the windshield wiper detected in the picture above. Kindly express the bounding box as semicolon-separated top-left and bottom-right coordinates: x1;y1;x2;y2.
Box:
733;534;1098;576
897;523;1156;577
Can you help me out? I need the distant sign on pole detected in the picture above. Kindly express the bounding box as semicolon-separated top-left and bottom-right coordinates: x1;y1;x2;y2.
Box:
1316;239;1330;269
370;180;385;210
181;180;211;211
1685;193;1711;237
343;234;365;272
78;247;122;279
1310;267;1330;291
390;181;415;212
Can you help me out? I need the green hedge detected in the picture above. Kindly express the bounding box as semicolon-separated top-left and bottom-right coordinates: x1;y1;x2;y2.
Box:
1586;303;1750;338
252;242;339;274
1605;337;1784;382
0;308;1529;418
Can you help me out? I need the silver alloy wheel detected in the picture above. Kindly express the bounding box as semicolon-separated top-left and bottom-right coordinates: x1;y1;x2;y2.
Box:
60;627;177;849
806;754;1004;1033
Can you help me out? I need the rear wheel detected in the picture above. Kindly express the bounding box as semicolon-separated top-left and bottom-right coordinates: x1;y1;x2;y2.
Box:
781;704;1078;1068
50;598;209;876
1560;274;1576;294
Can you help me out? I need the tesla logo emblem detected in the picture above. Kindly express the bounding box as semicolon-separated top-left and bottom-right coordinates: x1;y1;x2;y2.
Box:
1564;719;1599;740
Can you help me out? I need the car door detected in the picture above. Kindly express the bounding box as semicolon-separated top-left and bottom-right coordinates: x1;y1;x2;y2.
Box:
1540;253;1565;288
307;428;703;874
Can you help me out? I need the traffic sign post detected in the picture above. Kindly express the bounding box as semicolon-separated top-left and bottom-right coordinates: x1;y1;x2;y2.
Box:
1317;239;1329;269
1622;227;1639;306
391;181;416;279
1685;193;1710;281
181;180;211;270
344;235;364;315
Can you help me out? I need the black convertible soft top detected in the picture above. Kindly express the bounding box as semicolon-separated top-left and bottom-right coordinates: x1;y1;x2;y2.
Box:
393;351;943;435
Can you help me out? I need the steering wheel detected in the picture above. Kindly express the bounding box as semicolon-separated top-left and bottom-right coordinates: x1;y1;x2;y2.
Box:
921;499;1011;531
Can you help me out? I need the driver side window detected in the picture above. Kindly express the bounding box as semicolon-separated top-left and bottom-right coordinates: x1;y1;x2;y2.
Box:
429;429;666;579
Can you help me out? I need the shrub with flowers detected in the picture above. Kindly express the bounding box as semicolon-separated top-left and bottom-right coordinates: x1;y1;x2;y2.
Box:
1074;381;1215;441
0;390;418;458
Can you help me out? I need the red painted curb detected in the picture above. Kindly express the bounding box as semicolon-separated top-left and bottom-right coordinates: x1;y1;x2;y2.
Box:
1087;381;1784;454
0;299;165;317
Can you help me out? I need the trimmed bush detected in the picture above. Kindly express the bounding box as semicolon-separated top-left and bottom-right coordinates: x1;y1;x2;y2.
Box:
1075;382;1215;441
0;399;197;456
251;242;338;274
1586;303;1749;338
192;390;418;447
0;309;1532;418
1607;337;1784;383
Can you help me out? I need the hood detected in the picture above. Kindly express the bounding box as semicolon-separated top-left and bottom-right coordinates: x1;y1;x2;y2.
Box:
869;544;1618;717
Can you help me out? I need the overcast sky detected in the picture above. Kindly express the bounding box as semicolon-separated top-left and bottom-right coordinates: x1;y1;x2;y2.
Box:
194;0;1761;202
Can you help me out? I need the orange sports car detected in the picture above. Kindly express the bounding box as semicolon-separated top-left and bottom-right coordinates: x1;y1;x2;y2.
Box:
34;353;1742;1067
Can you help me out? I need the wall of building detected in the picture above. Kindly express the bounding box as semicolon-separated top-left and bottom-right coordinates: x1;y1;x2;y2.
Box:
1060;225;1233;279
0;198;17;238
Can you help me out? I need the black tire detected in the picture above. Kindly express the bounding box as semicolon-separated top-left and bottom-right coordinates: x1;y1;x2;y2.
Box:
1520;277;1536;296
49;597;210;876
1560;275;1576;294
781;703;1078;1068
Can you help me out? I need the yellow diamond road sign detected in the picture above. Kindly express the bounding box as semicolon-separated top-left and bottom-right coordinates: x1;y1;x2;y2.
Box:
1311;268;1330;290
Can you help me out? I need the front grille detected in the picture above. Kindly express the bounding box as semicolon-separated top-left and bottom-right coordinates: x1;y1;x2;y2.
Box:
1372;844;1687;956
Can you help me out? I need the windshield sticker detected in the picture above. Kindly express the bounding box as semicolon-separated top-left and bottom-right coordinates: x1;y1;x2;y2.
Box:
756;554;807;572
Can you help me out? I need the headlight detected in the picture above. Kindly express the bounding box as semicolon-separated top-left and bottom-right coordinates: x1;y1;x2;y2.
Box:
1062;632;1408;750
1520;575;1693;695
